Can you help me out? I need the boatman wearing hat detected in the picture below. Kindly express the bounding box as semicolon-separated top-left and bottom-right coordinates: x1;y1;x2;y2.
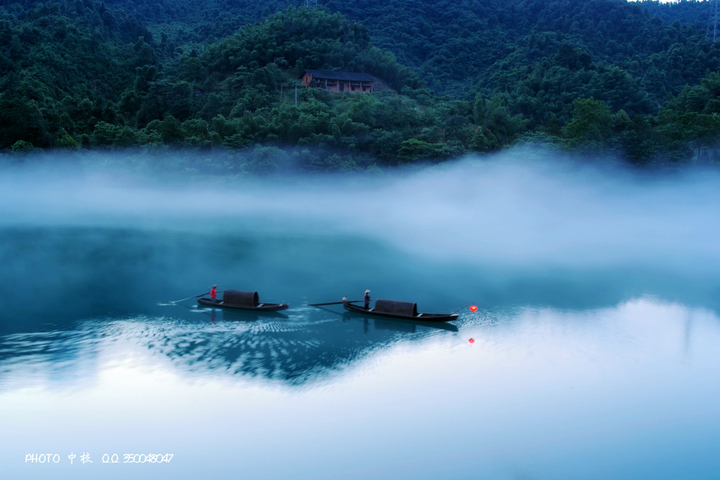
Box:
364;289;371;309
211;285;218;303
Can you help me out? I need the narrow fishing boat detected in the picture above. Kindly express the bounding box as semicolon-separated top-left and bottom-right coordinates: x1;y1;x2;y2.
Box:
198;290;289;311
343;299;458;322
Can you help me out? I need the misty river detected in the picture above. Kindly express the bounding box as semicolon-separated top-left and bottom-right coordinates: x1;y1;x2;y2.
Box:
1;154;719;479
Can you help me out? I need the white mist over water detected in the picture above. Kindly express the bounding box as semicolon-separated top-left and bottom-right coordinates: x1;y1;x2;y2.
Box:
1;151;719;274
2;151;720;479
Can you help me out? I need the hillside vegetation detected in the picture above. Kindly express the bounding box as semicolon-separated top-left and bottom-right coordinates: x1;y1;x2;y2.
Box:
2;0;720;169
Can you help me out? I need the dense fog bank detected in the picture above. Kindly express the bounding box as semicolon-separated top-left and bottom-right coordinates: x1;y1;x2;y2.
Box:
1;151;718;272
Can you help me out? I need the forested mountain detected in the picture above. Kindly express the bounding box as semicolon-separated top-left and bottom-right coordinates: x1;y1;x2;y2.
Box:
2;0;720;169
639;0;713;28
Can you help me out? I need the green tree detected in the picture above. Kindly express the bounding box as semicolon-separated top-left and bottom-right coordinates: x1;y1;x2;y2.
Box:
562;97;615;150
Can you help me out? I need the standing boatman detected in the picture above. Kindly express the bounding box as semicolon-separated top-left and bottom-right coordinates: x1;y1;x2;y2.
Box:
364;289;371;309
210;285;218;303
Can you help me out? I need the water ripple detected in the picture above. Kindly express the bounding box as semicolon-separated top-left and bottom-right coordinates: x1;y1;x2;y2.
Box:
0;311;459;389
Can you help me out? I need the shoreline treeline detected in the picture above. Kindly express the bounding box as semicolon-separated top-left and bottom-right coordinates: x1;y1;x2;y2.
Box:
2;0;720;168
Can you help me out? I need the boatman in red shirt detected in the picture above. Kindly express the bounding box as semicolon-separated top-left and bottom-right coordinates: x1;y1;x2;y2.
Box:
210;285;218;303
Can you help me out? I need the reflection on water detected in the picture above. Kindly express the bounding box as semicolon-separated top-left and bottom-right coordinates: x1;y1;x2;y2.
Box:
2;157;720;479
1;296;719;480
0;306;462;389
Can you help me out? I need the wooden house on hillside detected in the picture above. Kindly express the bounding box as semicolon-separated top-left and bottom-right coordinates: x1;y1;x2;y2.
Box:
300;69;383;93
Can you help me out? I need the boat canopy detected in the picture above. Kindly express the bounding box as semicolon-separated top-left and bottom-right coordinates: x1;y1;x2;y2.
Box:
223;290;259;306
374;299;418;317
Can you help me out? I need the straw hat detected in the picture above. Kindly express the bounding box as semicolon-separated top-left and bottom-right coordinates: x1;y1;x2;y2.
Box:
365;289;370;294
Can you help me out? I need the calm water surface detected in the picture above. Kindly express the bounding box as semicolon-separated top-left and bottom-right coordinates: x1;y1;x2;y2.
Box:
1;159;719;479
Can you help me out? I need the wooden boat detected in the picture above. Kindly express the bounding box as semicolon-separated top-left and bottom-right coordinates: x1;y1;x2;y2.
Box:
343;299;458;322
198;290;289;311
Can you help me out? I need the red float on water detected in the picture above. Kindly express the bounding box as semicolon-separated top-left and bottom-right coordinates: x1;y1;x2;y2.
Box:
469;305;478;312
469;338;475;343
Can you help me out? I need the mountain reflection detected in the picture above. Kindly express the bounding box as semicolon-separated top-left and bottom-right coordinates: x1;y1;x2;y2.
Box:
0;307;459;388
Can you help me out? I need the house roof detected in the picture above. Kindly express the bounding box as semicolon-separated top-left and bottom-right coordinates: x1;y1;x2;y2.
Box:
303;69;376;82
